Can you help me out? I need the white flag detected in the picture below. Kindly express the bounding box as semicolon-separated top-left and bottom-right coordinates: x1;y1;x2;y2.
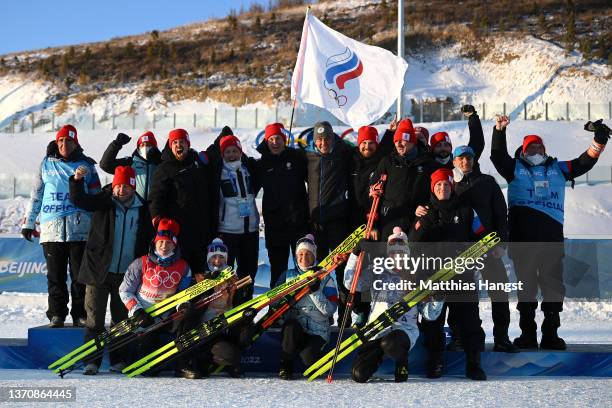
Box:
291;11;408;129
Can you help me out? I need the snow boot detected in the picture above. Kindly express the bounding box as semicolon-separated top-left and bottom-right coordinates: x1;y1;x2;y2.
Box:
425;351;444;379
493;336;519;353
394;361;408;382
73;317;87;328
83;363;98;375
540;311;566;350
279;357;293;380
513;303;538;349
178;367;202;379
49;316;64;328
465;351;487;381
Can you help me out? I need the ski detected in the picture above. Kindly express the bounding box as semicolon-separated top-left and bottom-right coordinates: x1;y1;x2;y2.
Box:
54;275;251;377
122;225;366;377
48;266;235;372
122;265;339;377
304;231;500;381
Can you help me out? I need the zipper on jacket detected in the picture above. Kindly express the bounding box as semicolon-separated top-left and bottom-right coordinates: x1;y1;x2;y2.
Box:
236;168;249;233
116;206;128;273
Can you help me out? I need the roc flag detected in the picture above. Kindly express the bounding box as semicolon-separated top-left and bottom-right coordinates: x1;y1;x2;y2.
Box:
291;11;408;129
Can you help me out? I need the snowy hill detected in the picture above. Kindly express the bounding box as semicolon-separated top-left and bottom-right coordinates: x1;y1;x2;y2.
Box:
0;0;610;130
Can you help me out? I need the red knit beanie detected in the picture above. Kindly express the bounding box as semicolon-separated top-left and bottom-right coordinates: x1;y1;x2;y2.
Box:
430;131;452;150
137;131;157;147
155;218;180;244
56;125;78;145
168;128;190;147
264;123;286;142
430;168;454;192
112;166;136;189
357;126;378;146
393;119;416;144
522;135;545;154
220;135;242;156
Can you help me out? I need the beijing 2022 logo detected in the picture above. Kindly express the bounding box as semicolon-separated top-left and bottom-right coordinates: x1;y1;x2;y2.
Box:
324;47;363;107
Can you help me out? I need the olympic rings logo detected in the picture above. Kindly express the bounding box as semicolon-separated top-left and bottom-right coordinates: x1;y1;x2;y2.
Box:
324;84;348;108
144;268;182;288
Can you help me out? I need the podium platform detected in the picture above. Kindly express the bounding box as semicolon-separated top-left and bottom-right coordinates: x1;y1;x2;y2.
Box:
1;325;611;377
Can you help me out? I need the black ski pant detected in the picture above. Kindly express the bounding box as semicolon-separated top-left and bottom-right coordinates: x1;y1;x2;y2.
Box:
422;301;485;354
42;242;86;322
280;319;326;369
511;243;565;313
311;219;350;322
351;330;411;383
448;256;511;341
83;273;128;367
219;231;259;304
181;245;207;276
266;241;297;288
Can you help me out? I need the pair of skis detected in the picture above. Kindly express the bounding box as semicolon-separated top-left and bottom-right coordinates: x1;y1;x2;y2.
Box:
48;266;236;376
122;224;367;377
304;231;500;381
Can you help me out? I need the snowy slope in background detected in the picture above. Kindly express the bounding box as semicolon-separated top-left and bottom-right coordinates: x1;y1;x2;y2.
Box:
0;33;610;128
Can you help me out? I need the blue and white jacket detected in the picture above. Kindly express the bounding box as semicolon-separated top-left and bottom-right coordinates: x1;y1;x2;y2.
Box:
23;144;101;243
276;267;338;342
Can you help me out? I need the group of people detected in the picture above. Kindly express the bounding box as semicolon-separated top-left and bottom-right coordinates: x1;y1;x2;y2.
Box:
21;106;610;382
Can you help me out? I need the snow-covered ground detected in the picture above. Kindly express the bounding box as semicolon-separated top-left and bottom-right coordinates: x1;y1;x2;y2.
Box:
0;370;609;407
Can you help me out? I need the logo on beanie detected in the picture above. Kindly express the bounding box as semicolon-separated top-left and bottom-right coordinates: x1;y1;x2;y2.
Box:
323;47;363;107
68;130;76;139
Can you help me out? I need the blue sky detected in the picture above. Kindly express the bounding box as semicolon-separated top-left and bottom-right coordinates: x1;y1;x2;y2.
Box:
0;0;270;55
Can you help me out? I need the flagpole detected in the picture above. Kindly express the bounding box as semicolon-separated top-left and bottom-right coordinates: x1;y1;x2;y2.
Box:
397;0;405;119
289;6;311;134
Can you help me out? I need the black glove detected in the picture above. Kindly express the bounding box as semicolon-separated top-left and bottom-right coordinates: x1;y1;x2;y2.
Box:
585;119;611;145
308;278;321;293
21;228;35;242
461;104;476;115
115;133;131;145
134;308;153;328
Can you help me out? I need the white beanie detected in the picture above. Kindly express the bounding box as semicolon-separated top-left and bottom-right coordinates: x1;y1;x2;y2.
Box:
387;226;409;255
207;238;228;263
296;234;317;258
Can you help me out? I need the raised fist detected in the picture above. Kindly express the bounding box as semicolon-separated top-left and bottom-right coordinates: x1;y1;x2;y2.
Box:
495;115;510;131
74;166;89;181
115;133;131;145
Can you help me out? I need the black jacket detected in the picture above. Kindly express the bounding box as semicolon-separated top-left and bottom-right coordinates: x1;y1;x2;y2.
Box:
373;145;433;239
490;126;597;241
304;136;353;224
455;167;509;242
255;141;309;246
348;129;394;228
99;140;162;172
408;193;478;243
69;179;153;286
149;145;213;251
